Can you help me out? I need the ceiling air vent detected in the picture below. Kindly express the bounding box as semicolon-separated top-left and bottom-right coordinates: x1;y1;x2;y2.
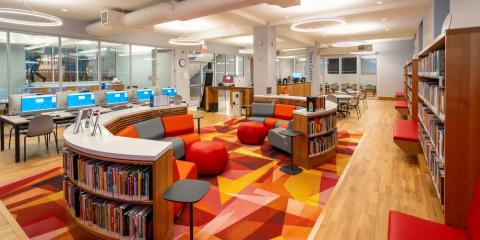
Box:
100;10;124;26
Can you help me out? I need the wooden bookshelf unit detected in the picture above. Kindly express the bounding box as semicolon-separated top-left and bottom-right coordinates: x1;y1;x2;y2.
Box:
404;59;419;120
416;27;480;228
292;101;338;169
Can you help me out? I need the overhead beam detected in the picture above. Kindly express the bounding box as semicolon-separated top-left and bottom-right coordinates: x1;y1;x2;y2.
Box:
225;10;267;26
277;28;316;46
270;0;431;26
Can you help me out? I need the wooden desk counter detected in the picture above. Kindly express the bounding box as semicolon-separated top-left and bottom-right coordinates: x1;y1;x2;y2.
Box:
277;82;311;97
205;86;253;112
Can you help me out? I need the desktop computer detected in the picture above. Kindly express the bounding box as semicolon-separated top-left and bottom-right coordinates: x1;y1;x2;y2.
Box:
161;88;177;97
136;89;154;103
67;92;96;109
105;91;129;106
223;75;234;86
20;94;57;114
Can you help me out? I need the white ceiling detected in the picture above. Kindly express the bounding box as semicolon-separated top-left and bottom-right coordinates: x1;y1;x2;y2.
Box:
0;0;431;49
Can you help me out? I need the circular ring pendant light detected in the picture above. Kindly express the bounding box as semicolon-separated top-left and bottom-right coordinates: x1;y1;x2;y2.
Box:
0;8;62;27
168;38;205;46
291;17;346;33
332;40;367;48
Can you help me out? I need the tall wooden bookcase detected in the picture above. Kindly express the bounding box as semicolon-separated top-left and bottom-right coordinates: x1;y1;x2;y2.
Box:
404;59;419;120
417;27;480;228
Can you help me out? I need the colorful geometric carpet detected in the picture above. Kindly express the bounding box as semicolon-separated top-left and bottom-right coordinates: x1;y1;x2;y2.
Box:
0;118;363;240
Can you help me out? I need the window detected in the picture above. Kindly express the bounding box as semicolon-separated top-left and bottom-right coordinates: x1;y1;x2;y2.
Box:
100;42;130;84
9;32;59;94
327;58;339;74
215;54;226;84
361;56;377;75
156;49;173;89
131;45;155;88
61;38;99;84
235;56;244;77
0;32;6;100
226;55;235;76
341;57;357;74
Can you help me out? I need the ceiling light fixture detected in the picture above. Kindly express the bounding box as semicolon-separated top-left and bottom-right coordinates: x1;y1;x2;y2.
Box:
332;41;367;47
61;9;68;12
280;48;307;52
291;17;346;33
350;51;377;55
385;28;390;31
168;38;205;46
0;8;62;27
239;48;254;54
24;43;49;51
377;1;383;4
382;18;387;21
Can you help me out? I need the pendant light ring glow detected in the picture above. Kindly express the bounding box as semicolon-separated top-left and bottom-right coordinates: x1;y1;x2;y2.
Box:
291;17;346;33
168;38;205;46
0;8;62;27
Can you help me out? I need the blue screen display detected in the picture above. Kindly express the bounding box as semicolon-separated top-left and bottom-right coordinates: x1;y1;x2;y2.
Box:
21;95;57;113
161;88;177;97
105;91;128;105
136;89;154;102
67;92;96;109
292;72;302;78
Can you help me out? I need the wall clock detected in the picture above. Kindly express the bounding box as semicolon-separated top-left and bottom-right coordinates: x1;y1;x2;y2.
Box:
178;59;186;67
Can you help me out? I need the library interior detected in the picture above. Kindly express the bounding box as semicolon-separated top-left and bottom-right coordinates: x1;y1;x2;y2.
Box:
0;0;478;240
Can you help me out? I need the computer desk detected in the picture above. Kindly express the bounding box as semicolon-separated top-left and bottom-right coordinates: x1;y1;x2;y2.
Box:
0;107;114;163
204;86;253;112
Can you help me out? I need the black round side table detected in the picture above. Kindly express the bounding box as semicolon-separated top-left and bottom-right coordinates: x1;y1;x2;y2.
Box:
163;179;210;240
279;129;303;175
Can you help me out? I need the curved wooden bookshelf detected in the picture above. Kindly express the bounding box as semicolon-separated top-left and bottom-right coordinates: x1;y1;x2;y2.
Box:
65;208;119;240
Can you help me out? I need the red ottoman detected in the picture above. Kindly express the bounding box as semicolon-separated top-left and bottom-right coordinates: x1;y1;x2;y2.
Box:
237;122;267;145
186;141;228;176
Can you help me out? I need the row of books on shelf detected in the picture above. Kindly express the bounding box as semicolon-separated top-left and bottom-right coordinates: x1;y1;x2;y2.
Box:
407;76;412;87
406;64;412;75
64;149;152;201
308;131;337;156
64;180;153;240
419;50;445;77
418;103;445;160
418;129;445;205
308;114;336;136
418;81;445;119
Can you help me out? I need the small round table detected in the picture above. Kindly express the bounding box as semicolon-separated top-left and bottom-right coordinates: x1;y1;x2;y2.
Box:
192;115;204;135
163;179;210;240
279;129;303;175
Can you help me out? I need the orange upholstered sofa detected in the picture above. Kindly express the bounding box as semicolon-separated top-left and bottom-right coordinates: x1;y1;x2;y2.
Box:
250;103;298;130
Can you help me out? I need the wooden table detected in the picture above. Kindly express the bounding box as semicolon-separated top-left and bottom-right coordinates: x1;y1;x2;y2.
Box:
205;86;253;112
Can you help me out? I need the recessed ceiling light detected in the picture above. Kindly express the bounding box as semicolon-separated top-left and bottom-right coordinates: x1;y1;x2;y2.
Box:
285;16;290;19
168;38;205;46
385;28;390;31
61;9;68;12
0;8;62;27
377;1;383;4
350;51;377;55
381;18;387;21
291;17;346;33
280;48;306;52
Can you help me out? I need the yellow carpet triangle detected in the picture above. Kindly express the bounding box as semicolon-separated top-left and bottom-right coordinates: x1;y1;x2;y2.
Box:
217;161;276;205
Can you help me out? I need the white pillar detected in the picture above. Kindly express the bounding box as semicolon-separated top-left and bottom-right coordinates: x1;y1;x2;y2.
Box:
306;46;321;96
174;48;190;103
253;25;277;95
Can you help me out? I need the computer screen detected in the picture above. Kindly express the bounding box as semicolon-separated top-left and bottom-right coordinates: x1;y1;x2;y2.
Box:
223;75;234;84
161;88;177;97
67;92;96;109
105;91;128;105
21;95;57;113
292;72;302;78
136;89;154;102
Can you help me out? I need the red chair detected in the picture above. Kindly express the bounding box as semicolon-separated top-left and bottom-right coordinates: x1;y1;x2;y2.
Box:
388;175;480;240
393;119;419;154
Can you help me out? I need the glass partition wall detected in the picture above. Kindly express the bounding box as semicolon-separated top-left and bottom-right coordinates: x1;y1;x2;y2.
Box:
0;29;173;98
323;55;377;95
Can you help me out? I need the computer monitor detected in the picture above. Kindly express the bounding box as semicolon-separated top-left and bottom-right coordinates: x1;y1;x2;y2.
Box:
67;92;96;109
136;89;154;102
292;72;302;78
223;75;234;84
161;88;177;97
21;94;57;114
105;91;128;105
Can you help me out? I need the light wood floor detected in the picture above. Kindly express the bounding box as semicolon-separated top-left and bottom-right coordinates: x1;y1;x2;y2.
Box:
0;100;444;240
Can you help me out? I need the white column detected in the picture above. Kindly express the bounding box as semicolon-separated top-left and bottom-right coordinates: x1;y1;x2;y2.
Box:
253;25;277;95
306;46;321;96
173;48;190;103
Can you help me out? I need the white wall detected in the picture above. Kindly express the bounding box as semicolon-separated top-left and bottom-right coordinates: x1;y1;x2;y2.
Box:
450;0;480;28
423;2;435;49
373;39;414;97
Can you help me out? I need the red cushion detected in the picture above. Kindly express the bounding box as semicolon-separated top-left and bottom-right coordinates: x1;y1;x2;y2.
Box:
186;141;228;176
395;92;405;97
388;211;468;240
237;122;267;145
394;101;408;109
162;114;194;137
393;119;418;142
467;175;480;240
178;133;201;153
172;159;198;214
274;104;296;120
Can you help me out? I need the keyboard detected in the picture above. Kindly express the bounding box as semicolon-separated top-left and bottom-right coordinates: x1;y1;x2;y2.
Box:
110;105;132;111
